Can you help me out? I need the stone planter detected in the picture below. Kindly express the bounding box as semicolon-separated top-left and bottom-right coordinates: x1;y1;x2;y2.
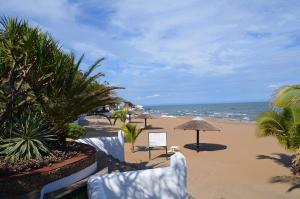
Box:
0;143;96;199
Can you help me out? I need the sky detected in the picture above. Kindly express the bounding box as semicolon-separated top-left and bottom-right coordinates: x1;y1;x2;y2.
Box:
1;0;300;105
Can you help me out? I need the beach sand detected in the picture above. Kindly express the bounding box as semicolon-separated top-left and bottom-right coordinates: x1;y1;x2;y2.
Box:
86;116;300;199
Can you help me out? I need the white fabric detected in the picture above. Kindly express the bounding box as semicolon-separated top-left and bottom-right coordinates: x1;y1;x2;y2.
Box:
77;130;125;161
88;152;188;199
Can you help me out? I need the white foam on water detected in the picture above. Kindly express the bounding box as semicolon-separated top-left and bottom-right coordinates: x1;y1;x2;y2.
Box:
213;112;221;115
144;102;268;122
193;117;204;120
161;115;176;118
242;116;250;120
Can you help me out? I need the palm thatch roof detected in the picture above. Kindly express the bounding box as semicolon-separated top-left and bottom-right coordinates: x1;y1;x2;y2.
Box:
136;113;156;119
175;118;220;131
124;100;135;108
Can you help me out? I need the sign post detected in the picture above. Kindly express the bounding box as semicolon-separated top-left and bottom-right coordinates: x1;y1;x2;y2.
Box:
148;132;167;160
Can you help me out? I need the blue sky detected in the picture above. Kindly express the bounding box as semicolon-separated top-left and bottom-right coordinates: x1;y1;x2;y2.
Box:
1;0;300;105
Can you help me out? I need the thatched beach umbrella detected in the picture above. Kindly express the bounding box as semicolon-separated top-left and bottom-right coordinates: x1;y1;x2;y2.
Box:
136;113;156;127
175;117;220;149
128;110;139;122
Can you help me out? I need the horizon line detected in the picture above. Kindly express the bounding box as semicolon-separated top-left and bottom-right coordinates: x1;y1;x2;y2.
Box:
142;101;269;107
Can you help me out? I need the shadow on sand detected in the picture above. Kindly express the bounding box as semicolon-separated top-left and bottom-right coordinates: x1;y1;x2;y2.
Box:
134;146;149;152
256;153;294;169
85;126;118;138
184;143;227;152
269;175;300;192
256;153;300;192
135;146;167;152
128;121;144;124
153;153;173;160
90;121;111;126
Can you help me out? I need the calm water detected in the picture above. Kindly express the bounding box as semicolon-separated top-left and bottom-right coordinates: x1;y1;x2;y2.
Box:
145;102;270;121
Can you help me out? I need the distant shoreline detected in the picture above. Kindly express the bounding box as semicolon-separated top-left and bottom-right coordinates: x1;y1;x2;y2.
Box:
143;101;269;107
156;115;256;124
144;102;268;122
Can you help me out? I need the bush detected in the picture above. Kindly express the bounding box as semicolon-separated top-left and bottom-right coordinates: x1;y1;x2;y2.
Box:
112;110;128;124
67;124;86;139
0;142;82;175
121;123;145;152
0;112;55;161
0;17;120;150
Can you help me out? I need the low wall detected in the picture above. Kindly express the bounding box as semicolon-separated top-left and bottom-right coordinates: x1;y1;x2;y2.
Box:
88;152;188;199
77;130;125;162
40;162;97;199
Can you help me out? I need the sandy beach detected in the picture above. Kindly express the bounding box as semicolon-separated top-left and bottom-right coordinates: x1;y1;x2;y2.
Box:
86;116;300;199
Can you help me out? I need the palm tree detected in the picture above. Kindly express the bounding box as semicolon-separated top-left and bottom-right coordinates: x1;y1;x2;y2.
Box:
257;84;300;175
121;123;145;152
0;17;59;135
111;109;128;125
35;54;121;140
0;17;121;147
256;108;300;151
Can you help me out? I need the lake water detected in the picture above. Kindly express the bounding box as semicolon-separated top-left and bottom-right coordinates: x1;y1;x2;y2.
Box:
145;102;270;121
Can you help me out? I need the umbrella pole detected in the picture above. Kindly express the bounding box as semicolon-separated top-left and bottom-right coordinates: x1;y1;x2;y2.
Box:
196;130;200;148
145;118;147;127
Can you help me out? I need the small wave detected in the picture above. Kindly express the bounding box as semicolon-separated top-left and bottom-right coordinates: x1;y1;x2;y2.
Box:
144;103;266;122
161;115;176;118
242;116;250;120
225;113;248;116
212;112;221;115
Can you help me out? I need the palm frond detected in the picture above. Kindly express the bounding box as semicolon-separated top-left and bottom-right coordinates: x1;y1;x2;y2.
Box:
274;85;300;108
256;111;286;137
256;107;300;151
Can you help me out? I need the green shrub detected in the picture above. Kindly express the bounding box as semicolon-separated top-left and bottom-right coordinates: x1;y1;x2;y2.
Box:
0;112;56;161
0;17;120;146
67;124;86;139
121;123;145;152
112;110;128;124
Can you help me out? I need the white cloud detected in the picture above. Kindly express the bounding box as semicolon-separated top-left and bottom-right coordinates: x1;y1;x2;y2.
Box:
2;0;299;76
72;42;115;61
137;94;160;100
1;0;300;104
268;84;281;89
106;0;300;76
0;0;78;22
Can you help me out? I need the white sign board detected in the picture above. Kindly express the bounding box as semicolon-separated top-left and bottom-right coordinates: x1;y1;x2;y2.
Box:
149;132;167;147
